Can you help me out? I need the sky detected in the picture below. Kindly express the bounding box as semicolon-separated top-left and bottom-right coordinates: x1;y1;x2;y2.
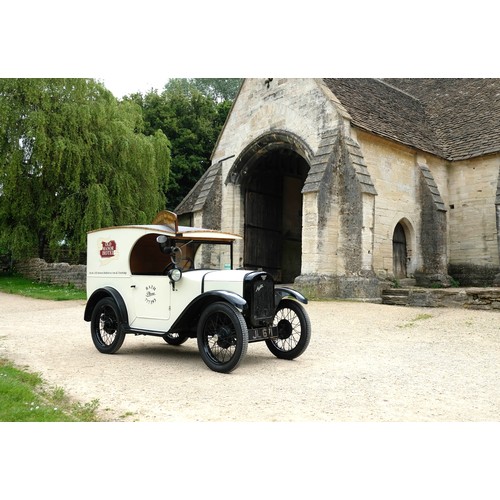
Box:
1;2;495;99
99;75;170;99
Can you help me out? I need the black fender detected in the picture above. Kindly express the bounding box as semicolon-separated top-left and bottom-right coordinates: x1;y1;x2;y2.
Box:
169;290;247;332
84;287;129;326
274;286;308;306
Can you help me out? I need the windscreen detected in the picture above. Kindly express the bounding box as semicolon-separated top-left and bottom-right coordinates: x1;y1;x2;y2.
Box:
193;242;234;270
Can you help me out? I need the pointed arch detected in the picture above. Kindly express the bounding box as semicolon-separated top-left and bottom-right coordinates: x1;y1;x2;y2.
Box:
392;218;416;279
225;130;314;186
225;131;313;283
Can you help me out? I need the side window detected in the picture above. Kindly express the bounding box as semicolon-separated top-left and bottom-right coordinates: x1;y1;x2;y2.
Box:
130;234;170;275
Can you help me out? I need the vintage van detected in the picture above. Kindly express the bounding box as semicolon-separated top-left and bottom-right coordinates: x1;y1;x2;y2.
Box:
84;211;311;373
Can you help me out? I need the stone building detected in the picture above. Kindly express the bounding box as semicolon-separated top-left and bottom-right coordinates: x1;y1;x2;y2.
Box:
176;78;500;299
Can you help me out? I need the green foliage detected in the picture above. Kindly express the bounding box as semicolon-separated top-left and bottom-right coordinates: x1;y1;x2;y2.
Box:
166;78;242;102
0;78;171;260
0;358;100;422
0;275;86;300
391;279;401;289
127;78;239;209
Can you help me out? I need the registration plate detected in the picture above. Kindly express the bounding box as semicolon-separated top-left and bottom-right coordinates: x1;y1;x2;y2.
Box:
248;326;278;342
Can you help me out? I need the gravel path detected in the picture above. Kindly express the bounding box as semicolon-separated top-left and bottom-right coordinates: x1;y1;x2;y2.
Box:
0;291;498;422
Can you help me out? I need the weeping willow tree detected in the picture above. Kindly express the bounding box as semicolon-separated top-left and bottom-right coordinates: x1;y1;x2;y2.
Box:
0;78;171;260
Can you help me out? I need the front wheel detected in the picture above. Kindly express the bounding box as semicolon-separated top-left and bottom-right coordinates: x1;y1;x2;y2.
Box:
266;299;311;360
90;297;126;354
197;302;248;373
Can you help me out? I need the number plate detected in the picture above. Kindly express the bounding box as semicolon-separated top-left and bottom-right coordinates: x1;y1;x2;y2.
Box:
248;326;278;342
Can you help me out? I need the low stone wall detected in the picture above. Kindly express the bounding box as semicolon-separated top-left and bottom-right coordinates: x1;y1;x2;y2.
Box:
15;258;86;290
294;273;383;300
382;287;500;310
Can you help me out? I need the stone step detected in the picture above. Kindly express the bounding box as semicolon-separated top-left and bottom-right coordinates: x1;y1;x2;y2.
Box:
382;289;410;296
381;286;500;309
381;288;410;305
398;278;416;287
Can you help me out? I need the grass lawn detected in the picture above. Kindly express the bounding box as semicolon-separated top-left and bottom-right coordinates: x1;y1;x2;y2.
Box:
0;358;99;422
0;274;86;301
0;276;100;421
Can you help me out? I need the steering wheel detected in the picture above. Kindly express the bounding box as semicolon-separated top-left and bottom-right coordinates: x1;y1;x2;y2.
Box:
179;257;194;270
163;257;194;275
163;262;175;274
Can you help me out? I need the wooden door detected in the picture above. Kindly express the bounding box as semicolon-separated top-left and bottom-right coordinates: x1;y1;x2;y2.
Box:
244;189;282;279
393;223;407;278
243;150;308;283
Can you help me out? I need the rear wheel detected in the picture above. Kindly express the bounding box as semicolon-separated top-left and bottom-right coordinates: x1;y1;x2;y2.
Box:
197;302;248;373
163;333;190;346
266;299;311;360
90;297;126;354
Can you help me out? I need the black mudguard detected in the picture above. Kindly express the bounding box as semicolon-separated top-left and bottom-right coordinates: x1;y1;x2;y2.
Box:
274;286;308;306
84;287;129;326
168;290;248;332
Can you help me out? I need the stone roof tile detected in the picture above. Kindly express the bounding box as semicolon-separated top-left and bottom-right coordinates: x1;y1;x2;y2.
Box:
324;78;500;161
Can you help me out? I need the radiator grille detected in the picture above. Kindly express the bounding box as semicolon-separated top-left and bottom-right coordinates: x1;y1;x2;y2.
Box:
246;273;274;326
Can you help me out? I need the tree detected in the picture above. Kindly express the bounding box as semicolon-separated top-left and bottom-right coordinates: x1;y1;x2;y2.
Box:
127;79;239;209
0;78;171;261
167;78;242;102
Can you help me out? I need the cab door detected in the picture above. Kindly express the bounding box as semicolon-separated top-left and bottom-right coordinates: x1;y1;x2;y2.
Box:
129;275;172;331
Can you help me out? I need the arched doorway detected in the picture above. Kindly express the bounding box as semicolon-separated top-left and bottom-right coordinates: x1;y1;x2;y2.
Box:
392;222;407;278
242;149;309;283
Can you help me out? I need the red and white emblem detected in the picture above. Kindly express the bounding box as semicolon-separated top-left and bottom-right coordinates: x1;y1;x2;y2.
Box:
100;240;117;258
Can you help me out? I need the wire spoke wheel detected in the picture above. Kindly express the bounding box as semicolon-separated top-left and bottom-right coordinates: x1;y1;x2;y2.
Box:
197;302;248;373
98;306;118;345
266;299;311;360
90;297;126;354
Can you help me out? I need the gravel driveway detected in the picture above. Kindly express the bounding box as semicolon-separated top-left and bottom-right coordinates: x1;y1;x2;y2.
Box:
0;291;498;422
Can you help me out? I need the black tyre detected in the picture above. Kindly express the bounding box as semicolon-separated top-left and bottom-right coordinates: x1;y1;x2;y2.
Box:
197;302;248;373
163;333;190;346
266;299;311;360
90;297;126;354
